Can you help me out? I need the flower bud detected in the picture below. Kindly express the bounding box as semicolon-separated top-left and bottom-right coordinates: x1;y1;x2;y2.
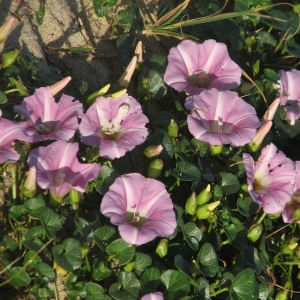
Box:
110;88;127;98
210;145;223;156
155;238;169;258
70;189;82;204
50;76;71;96
147;159;163;178
124;261;135;272
21;166;37;198
262;98;280;123
1;49;20;68
275;278;291;300
196;201;220;220
185;192;197;215
80;245;90;256
117;56;138;89
240;183;248;192
247;224;263;243
144;145;163;158
87;84;110;106
293;207;300;221
168;119;178;137
0;17;15;44
196;184;212;205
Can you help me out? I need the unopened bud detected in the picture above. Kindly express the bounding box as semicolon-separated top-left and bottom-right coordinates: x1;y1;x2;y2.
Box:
196;201;220;220
168;119;178;137
22;166;37;198
144;145;163;158
70;189;82;204
147;159;163;178
50;76;71;96
0;17;15;44
156;238;169;258
124;261;135;272
247;224;263;243
2;49;20;68
247;121;272;153
196;184;212;205
262;98;280;123
80;245;90;256
117;56;137;89
110;89;127;98
240;183;248;192
210;145;223;156
185;192;197;215
87;84;110;106
293;207;300;221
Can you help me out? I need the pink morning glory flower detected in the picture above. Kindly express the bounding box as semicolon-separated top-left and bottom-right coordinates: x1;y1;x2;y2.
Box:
282;161;300;223
185;89;261;146
141;292;164;300
0;118;27;164
276;69;300;125
100;173;176;245
79;93;149;160
164;39;242;95
14;86;83;142
27;140;101;199
243;143;296;214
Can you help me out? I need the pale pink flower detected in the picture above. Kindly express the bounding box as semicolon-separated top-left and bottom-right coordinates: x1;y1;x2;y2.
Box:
0;17;15;44
261;98;280;124
27;140;101;199
141;292;164;300
14;86;83;142
243;143;296;214
100;173;176;245
164;39;242;95
276;69;300;125
79;93;149;160
185;89;261;146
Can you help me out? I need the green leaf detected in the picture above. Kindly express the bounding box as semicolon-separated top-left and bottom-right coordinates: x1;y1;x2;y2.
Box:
94;225;117;251
241;246;262;274
73;217;94;243
22;226;44;252
194;277;210;300
149;54;167;75
36;262;55;282
182;222;203;251
23;195;46;217
198;243;219;277
24;251;42;270
93;0;117;17
0;90;7;104
117;10;134;33
191;139;209;157
106;239;135;266
134;252;152;277
116;34;137;66
263;9;290;31
171;161;202;181
255;31;277;62
148;70;167;99
237;197;259;217
1;234;17;251
9;205;25;219
36;0;45;25
140;267;161;294
10;267;31;287
41;208;62;239
174;255;193;279
85;282;105;300
93;258;112;281
95;165;119;195
217;172;240;195
231;268;258;300
52;238;83;272
148;129;174;160
161;269;190;299
109;272;140;300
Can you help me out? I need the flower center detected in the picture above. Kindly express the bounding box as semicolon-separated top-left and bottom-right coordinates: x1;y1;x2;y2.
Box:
35;123;52;135
126;204;144;228
189;70;212;89
217;117;223;133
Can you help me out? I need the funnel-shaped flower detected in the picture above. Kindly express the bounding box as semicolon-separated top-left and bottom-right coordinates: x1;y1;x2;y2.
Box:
79;93;149;160
100;173;176;245
282;161;300;223
14;86;83;142
276;69;300;125
27;140;101;199
185;89;261;146
243;143;296;214
164;39;242;95
141;292;164;300
0;118;28;163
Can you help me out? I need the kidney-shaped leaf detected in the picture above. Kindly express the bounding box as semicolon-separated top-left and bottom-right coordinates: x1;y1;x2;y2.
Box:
198;243;219;277
106;239;135;266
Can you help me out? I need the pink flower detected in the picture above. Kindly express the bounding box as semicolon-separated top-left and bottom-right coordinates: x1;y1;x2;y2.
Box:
243;143;296;214
185;89;261;146
100;173;176;245
14;86;83;142
0;118;27;163
282;161;300;223
27;140;101;199
276;69;300;125
79;93;149;160
141;292;164;300
164;39;242;95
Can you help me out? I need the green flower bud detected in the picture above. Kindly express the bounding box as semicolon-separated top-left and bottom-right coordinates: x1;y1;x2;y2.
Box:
196;201;220;220
86;84;110;106
185;192;197;215
2;49;20;68
247;224;263;243
70;189;82;204
80;246;90;256
124;261;135;272
275;278;291;300
21;166;36;198
168;119;178;138
144;145;163;158
295;245;300;259
210;145;223;156
281;243;294;256
240;183;248;192
156;238;169;258
246;141;261;153
147;159;163;178
196;184;212;205
110;88;127;98
293;207;300;221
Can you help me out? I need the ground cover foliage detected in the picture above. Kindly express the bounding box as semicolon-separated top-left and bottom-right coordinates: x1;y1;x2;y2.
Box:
1;0;300;299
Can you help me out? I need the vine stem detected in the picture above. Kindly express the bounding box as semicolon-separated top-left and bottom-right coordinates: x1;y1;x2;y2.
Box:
210;287;229;297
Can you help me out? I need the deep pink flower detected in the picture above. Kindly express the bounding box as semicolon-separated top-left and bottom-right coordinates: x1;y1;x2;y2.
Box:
14;86;83;142
27;140;101;199
164;39;242;95
79;93;149;160
0;118;27;163
100;173;176;245
141;292;164;300
276;69;300;125
185;89;261;146
243;143;296;214
282;161;300;223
